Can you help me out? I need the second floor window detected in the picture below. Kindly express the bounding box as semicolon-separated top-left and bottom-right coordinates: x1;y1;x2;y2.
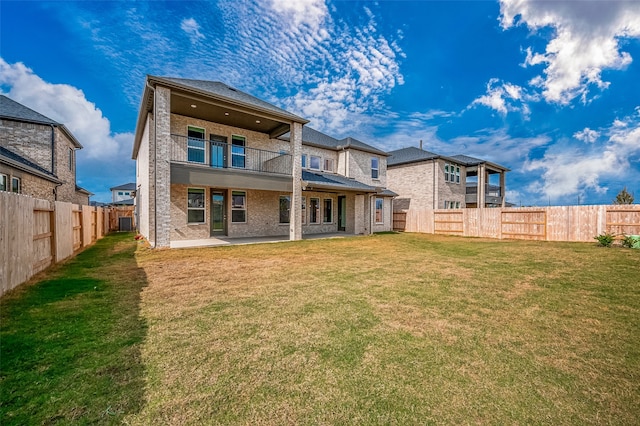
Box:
302;154;307;168
310;156;321;170
187;126;205;163
231;136;246;168
0;174;6;191
324;158;334;173
371;157;379;179
68;148;74;171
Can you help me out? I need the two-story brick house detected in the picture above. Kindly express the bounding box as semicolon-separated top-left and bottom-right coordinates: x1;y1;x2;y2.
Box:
387;146;509;210
0;95;91;204
132;76;394;248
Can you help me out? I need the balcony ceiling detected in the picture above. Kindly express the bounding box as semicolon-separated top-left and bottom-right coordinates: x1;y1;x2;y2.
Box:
171;92;290;138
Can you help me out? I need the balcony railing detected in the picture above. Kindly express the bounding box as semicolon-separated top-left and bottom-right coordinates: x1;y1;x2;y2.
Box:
170;134;292;176
466;184;503;205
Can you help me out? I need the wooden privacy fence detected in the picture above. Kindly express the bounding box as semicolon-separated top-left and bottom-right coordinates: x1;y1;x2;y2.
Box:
394;205;640;242
1;192;136;296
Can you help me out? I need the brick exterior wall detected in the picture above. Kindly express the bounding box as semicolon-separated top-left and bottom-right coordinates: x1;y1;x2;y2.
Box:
345;149;387;187
387;159;467;211
0;119;53;173
155;86;172;248
0;163;56;202
54;129;79;203
0;119;82;204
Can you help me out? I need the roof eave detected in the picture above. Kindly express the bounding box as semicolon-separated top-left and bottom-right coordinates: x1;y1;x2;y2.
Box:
0;155;62;184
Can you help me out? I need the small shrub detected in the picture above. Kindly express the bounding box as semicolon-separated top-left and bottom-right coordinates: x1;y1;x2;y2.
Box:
594;233;615;247
621;235;638;249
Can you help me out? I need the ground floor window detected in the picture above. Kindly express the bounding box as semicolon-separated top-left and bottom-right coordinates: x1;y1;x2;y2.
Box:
301;196;306;224
444;201;461;209
232;191;246;222
0;174;6;191
187;188;205;223
310;198;320;224
279;196;290;224
323;198;333;223
375;197;384;224
11;177;20;194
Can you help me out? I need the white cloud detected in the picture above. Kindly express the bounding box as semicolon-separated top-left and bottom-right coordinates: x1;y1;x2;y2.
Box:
499;0;640;104
470;78;537;118
573;127;600;143
270;0;328;31
180;18;204;43
0;58;134;201
525;110;640;200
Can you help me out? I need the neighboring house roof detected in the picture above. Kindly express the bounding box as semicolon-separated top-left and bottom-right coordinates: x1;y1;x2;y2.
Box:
302;170;396;196
0;146;62;184
387;146;510;171
110;182;136;191
387;147;441;166
0;95;83;149
111;198;134;206
154;77;308;123
450;154;510;171
76;185;94;196
281;126;388;156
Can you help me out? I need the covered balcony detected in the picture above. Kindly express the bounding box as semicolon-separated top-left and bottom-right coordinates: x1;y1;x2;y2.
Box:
169;134;294;192
465;184;503;206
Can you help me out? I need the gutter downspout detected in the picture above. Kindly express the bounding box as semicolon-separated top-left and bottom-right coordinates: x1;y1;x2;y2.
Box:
146;81;157;248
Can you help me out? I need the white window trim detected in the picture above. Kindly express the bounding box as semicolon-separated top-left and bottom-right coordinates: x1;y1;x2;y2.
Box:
301;196;306;225
231;190;247;223
371;157;379;180
187;125;206;164
279;195;291;224
309;156;321;171
324;158;334;173
187;187;206;224
11;176;20;194
310;197;321;224
323;198;333;224
0;173;7;192
375;197;384;224
231;135;246;169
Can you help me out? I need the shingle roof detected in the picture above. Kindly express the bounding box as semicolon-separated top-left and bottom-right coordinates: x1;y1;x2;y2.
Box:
0;146;61;183
281;127;387;156
0;95;59;125
388;147;510;171
0;95;82;148
150;76;307;123
303;170;377;193
337;137;387;156
387;147;441;166
449;154;485;166
110;182;136;191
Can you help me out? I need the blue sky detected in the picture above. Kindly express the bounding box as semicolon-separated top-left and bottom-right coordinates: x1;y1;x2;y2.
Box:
1;0;639;205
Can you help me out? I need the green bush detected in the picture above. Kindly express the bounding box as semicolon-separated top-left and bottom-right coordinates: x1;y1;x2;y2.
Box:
594;233;615;247
621;235;640;249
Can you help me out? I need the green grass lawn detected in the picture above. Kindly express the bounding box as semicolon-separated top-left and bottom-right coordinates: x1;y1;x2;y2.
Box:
2;232;639;425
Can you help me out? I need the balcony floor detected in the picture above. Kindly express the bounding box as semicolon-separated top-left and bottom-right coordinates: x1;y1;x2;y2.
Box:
169;232;360;249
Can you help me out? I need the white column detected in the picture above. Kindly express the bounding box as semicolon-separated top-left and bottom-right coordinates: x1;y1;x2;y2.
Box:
290;122;302;241
500;171;506;208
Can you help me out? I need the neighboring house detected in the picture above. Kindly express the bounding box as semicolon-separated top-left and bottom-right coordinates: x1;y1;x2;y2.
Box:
0;95;91;205
110;182;136;204
387;146;509;210
132;76;395;248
